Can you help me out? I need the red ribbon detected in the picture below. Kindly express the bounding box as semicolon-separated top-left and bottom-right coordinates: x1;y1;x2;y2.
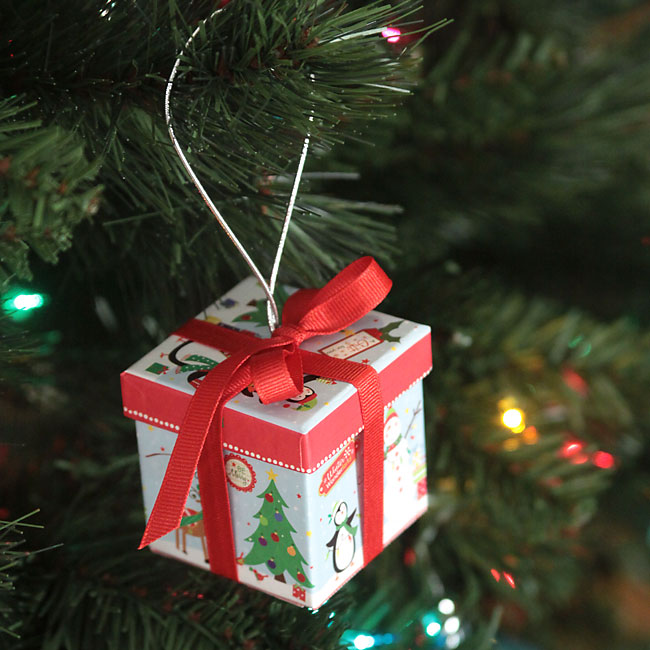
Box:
139;257;392;581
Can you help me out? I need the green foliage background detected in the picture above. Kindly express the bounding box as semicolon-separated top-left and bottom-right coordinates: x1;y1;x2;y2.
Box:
2;1;650;649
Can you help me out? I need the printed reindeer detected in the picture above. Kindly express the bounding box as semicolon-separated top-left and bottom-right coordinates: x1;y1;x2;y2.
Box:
175;484;209;563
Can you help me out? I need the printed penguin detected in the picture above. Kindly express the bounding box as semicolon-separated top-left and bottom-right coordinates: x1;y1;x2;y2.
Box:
283;376;319;410
325;501;358;573
242;374;320;410
168;340;221;388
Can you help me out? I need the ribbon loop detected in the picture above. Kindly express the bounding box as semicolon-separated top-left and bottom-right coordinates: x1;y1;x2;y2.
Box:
272;323;307;344
251;346;304;404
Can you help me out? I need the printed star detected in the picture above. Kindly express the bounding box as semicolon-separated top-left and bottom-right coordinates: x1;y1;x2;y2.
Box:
297;493;302;499
206;315;221;324
361;359;369;364
342;328;356;336
306;531;312;537
391;346;397;352
266;469;279;481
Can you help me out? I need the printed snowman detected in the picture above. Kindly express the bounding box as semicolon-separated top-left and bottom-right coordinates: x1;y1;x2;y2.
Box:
383;407;412;533
325;501;358;573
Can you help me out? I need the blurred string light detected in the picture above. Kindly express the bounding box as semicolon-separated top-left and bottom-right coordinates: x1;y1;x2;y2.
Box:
341;598;465;649
353;634;375;649
443;617;460;635
562;367;589;397
499;399;537;451
423;612;441;637
498;398;526;432
1;288;47;321
491;569;516;589
340;631;397;649
567;335;592;358
438;598;455;615
558;438;615;469
592;450;615;469
502;408;525;432
382;27;401;43
422;599;466;648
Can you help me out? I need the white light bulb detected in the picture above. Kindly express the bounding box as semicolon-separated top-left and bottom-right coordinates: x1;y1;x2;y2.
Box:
443;616;461;635
13;294;43;310
426;621;442;637
353;634;375;650
502;408;524;429
438;598;455;615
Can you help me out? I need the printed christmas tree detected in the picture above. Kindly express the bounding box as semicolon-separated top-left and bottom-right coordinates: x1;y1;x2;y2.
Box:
244;470;313;588
234;285;290;327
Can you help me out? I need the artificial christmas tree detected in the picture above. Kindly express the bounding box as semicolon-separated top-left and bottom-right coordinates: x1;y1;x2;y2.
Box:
2;0;650;649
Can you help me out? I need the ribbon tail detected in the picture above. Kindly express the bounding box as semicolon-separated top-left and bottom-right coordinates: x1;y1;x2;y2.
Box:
302;351;385;566
139;351;252;550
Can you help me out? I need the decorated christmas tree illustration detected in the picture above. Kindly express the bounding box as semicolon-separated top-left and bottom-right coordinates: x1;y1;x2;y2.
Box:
234;285;290;327
244;470;313;588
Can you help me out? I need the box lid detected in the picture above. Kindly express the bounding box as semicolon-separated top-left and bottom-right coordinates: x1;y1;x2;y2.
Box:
121;276;431;472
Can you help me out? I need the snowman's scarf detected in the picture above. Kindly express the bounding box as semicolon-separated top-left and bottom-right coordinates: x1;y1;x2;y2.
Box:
384;433;404;459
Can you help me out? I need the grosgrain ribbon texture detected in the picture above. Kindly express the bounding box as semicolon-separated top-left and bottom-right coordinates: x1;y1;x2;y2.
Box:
139;256;392;581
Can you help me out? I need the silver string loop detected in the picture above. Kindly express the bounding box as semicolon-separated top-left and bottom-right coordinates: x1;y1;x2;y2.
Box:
165;8;311;332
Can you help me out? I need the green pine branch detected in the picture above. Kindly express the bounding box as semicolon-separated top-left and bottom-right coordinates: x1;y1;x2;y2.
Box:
0;97;102;287
1;0;445;323
0;511;50;640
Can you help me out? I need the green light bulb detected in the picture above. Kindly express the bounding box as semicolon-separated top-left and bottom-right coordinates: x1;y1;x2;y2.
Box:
12;293;44;311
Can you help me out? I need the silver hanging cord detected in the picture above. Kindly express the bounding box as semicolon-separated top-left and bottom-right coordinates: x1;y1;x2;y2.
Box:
165;8;311;332
266;112;314;330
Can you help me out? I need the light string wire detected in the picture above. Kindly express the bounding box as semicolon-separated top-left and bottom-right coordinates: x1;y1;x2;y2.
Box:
164;7;311;332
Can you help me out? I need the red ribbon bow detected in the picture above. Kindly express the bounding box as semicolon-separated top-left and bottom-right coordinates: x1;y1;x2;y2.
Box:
140;257;393;580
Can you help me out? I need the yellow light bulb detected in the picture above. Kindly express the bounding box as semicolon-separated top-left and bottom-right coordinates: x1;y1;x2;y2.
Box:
502;408;524;430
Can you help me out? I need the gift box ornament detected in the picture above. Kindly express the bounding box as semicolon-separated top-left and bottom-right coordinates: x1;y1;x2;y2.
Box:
125;16;432;608
121;258;432;608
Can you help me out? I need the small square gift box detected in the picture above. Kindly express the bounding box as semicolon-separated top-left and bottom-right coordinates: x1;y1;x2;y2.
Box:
121;257;432;608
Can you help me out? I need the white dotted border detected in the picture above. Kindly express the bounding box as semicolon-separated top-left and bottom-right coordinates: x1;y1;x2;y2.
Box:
222;425;364;474
123;406;180;431
124;365;432;473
